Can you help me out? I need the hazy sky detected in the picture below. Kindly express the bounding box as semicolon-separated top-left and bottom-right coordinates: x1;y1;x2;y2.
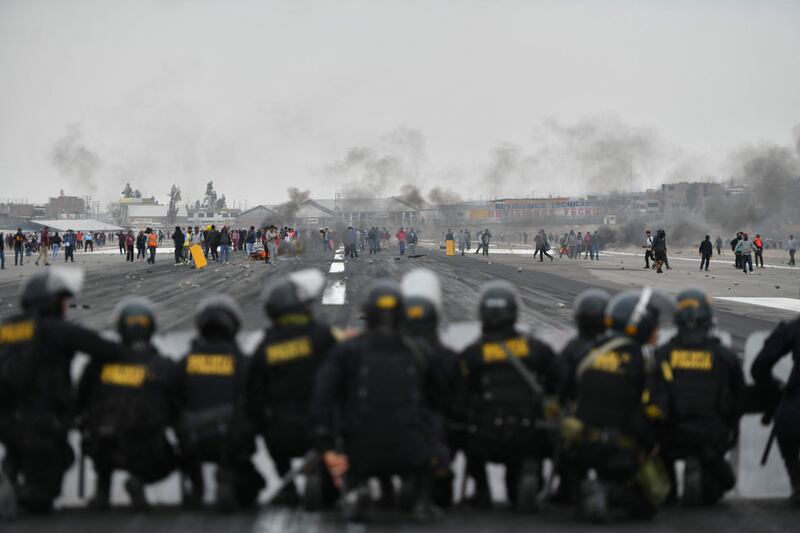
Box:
1;0;799;206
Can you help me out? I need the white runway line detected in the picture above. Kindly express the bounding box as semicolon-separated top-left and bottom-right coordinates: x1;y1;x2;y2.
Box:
322;279;346;305
603;250;799;271
329;262;345;273
717;297;800;313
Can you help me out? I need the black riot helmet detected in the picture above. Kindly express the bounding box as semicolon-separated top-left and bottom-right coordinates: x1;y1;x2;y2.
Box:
573;288;610;338
403;296;438;336
20;269;84;318
363;279;404;330
263;278;306;322
401;268;442;336
479;280;519;332
261;269;324;326
604;288;660;345
114;296;156;347
674;288;714;331
196;294;243;340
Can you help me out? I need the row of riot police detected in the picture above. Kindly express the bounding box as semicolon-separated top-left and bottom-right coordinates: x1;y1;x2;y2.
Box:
1;267;799;523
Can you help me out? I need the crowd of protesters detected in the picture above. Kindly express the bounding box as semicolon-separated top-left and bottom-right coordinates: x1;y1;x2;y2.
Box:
0;227;117;268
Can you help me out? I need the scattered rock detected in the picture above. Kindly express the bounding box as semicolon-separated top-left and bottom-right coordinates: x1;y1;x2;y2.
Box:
734;282;739;286
517;267;523;273
487;261;492;265
620;266;625;270
557;303;565;308
775;285;780;289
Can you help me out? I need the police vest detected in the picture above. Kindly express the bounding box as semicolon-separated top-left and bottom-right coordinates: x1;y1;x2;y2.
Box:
0;317;38;409
466;336;544;435
352;335;426;430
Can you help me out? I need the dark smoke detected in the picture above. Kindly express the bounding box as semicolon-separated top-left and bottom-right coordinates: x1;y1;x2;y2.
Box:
483;143;537;197
50;124;102;191
398;184;426;209
328;127;426;199
272;187;310;223
712;142;800;232
793;124;800;157
428;186;463;205
535;116;677;193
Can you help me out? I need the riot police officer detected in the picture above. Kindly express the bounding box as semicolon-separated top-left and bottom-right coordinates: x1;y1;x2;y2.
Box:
0;270;119;516
565;288;670;521
246;269;338;509
656;289;744;505
401;269;459;508
559;289;611;404
552;288;610;505
311;279;445;522
176;294;264;510
458;280;559;511
751;313;800;504
77;297;179;509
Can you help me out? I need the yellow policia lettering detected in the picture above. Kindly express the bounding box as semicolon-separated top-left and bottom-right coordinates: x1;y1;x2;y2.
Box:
266;337;313;365
0;321;35;344
670;350;713;371
186;354;235;375
591;352;621;373
482;337;530;363
100;364;147;387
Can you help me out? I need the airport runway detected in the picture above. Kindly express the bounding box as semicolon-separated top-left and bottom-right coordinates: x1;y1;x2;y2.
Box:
1;242;798;531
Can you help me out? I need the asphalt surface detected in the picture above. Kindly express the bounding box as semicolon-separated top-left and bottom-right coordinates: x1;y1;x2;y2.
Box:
1;240;799;531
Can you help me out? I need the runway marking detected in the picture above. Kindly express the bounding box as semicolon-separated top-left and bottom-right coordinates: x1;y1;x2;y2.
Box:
602;251;799;271
322;279;346;305
717;297;800;313
329;262;345;273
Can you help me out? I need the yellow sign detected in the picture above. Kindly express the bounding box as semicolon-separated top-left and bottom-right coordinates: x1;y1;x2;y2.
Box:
446;240;455;256
190;244;207;269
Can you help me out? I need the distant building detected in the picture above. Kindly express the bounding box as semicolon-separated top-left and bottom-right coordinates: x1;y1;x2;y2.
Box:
487;197;597;220
312;197;423;227
46;195;87;219
124;204;188;229
661;182;725;214
235;205;282;229
186;208;240;228
0;202;43;219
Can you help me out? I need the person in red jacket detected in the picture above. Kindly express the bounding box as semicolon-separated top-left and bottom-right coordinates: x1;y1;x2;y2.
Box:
753;234;765;268
395;228;407;256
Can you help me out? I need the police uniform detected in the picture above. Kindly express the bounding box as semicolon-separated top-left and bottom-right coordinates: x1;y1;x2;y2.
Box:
76;297;178;509
655;289;744;505
0;270;119;514
458;280;559;510
176;295;264;510
247;272;338;507
401;269;460;508
553;289;610;505
566;289;670;521
311;280;444;521
751;316;800;503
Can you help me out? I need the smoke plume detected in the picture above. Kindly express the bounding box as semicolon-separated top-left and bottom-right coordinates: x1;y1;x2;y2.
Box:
328;127;426;199
272;187;311;223
398;184;426;209
483;143;537;197
428;186;462;205
50;124;102;192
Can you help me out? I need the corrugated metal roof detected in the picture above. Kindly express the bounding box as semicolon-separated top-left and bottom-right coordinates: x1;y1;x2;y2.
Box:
30;219;125;232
